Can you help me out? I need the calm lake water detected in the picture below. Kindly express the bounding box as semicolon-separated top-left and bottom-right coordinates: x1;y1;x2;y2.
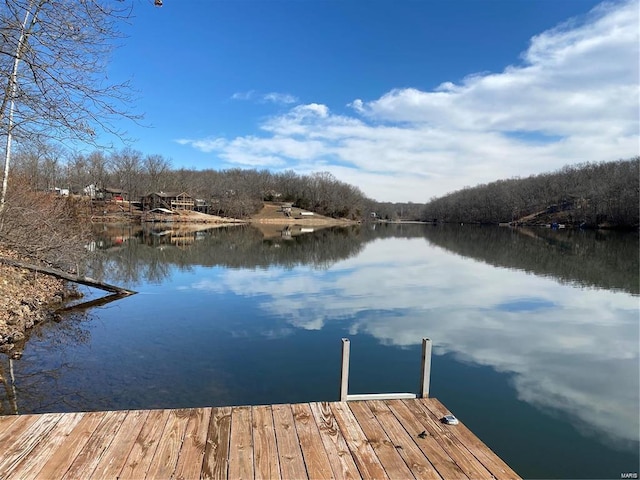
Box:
1;223;638;479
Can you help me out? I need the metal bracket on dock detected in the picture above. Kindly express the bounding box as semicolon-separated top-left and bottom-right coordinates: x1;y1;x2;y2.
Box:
339;337;432;402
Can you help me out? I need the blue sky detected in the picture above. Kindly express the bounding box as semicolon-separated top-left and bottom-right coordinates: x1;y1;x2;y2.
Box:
105;0;639;202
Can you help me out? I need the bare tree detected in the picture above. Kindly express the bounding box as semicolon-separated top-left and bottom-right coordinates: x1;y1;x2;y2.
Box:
0;175;90;269
110;147;142;206
86;150;110;191
9;140;63;191
0;0;141;217
142;153;171;194
65;152;89;194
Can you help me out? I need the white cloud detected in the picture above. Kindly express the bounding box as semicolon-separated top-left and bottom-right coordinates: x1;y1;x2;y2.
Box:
231;90;256;101
175;137;227;153
231;90;298;105
347;98;364;113
183;0;639;201
263;92;298;104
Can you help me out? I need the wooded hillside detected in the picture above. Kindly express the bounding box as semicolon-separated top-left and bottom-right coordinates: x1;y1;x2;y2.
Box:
420;158;639;228
10;146;369;220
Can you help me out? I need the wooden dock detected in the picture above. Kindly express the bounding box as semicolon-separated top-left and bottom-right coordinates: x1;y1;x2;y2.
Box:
0;398;520;479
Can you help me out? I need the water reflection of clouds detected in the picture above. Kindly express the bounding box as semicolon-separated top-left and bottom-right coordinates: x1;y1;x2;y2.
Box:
188;238;639;446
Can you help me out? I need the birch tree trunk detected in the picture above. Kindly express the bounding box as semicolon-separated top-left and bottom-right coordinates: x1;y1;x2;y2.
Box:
0;0;39;216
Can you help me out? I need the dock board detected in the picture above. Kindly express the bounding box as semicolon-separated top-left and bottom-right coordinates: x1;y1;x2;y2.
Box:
0;398;520;479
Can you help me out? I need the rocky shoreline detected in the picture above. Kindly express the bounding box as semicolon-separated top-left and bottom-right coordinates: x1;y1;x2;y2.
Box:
0;248;79;358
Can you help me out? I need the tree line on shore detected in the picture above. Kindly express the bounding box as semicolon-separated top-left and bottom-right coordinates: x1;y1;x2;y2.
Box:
7;143;640;229
373;157;639;228
9;144;369;220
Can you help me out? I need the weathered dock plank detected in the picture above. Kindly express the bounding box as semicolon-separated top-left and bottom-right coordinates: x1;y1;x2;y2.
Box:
348;401;415;479
331;401;389;479
146;408;191;479
0;414;20;438
35;411;106;480
252;405;281;480
118;408;170;479
309;402;361;480
0;414;37;452
202;406;232;480
366;400;441;480
62;409;128;479
5;412;84;480
400;398;494;479
174;407;213;480
291;402;336;480
91;409;150;479
0;413;63;477
272;403;308;480
421;398;520;480
228;405;254;480
0;398;521;480
387;399;470;479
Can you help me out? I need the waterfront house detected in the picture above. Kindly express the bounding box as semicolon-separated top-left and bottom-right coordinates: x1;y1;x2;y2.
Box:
141;192;195;211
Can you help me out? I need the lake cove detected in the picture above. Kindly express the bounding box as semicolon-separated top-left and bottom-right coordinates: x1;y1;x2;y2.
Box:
1;224;638;479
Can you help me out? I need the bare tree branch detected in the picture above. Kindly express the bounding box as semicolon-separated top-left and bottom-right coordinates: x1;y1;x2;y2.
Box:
0;0;142;217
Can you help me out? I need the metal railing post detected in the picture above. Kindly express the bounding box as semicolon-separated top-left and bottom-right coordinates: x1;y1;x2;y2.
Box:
340;338;350;401
420;338;432;398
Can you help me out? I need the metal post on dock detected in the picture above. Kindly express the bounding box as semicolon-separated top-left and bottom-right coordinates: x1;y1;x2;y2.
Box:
420;338;432;398
340;338;350;401
339;337;432;401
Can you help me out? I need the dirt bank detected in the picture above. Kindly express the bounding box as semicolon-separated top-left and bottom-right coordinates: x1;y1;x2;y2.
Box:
0;247;78;357
250;202;357;226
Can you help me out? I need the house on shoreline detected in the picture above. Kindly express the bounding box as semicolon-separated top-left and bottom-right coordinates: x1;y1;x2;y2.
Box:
82;185;128;201
141;192;195;212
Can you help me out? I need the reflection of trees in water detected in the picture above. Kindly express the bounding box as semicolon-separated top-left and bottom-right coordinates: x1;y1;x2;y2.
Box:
0;313;93;414
88;223;638;295
91;244;175;286
0;360;18;414
422;225;639;295
88;224;371;285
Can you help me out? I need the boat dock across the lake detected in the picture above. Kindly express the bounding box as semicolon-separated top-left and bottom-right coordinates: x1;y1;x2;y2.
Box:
0;338;520;479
